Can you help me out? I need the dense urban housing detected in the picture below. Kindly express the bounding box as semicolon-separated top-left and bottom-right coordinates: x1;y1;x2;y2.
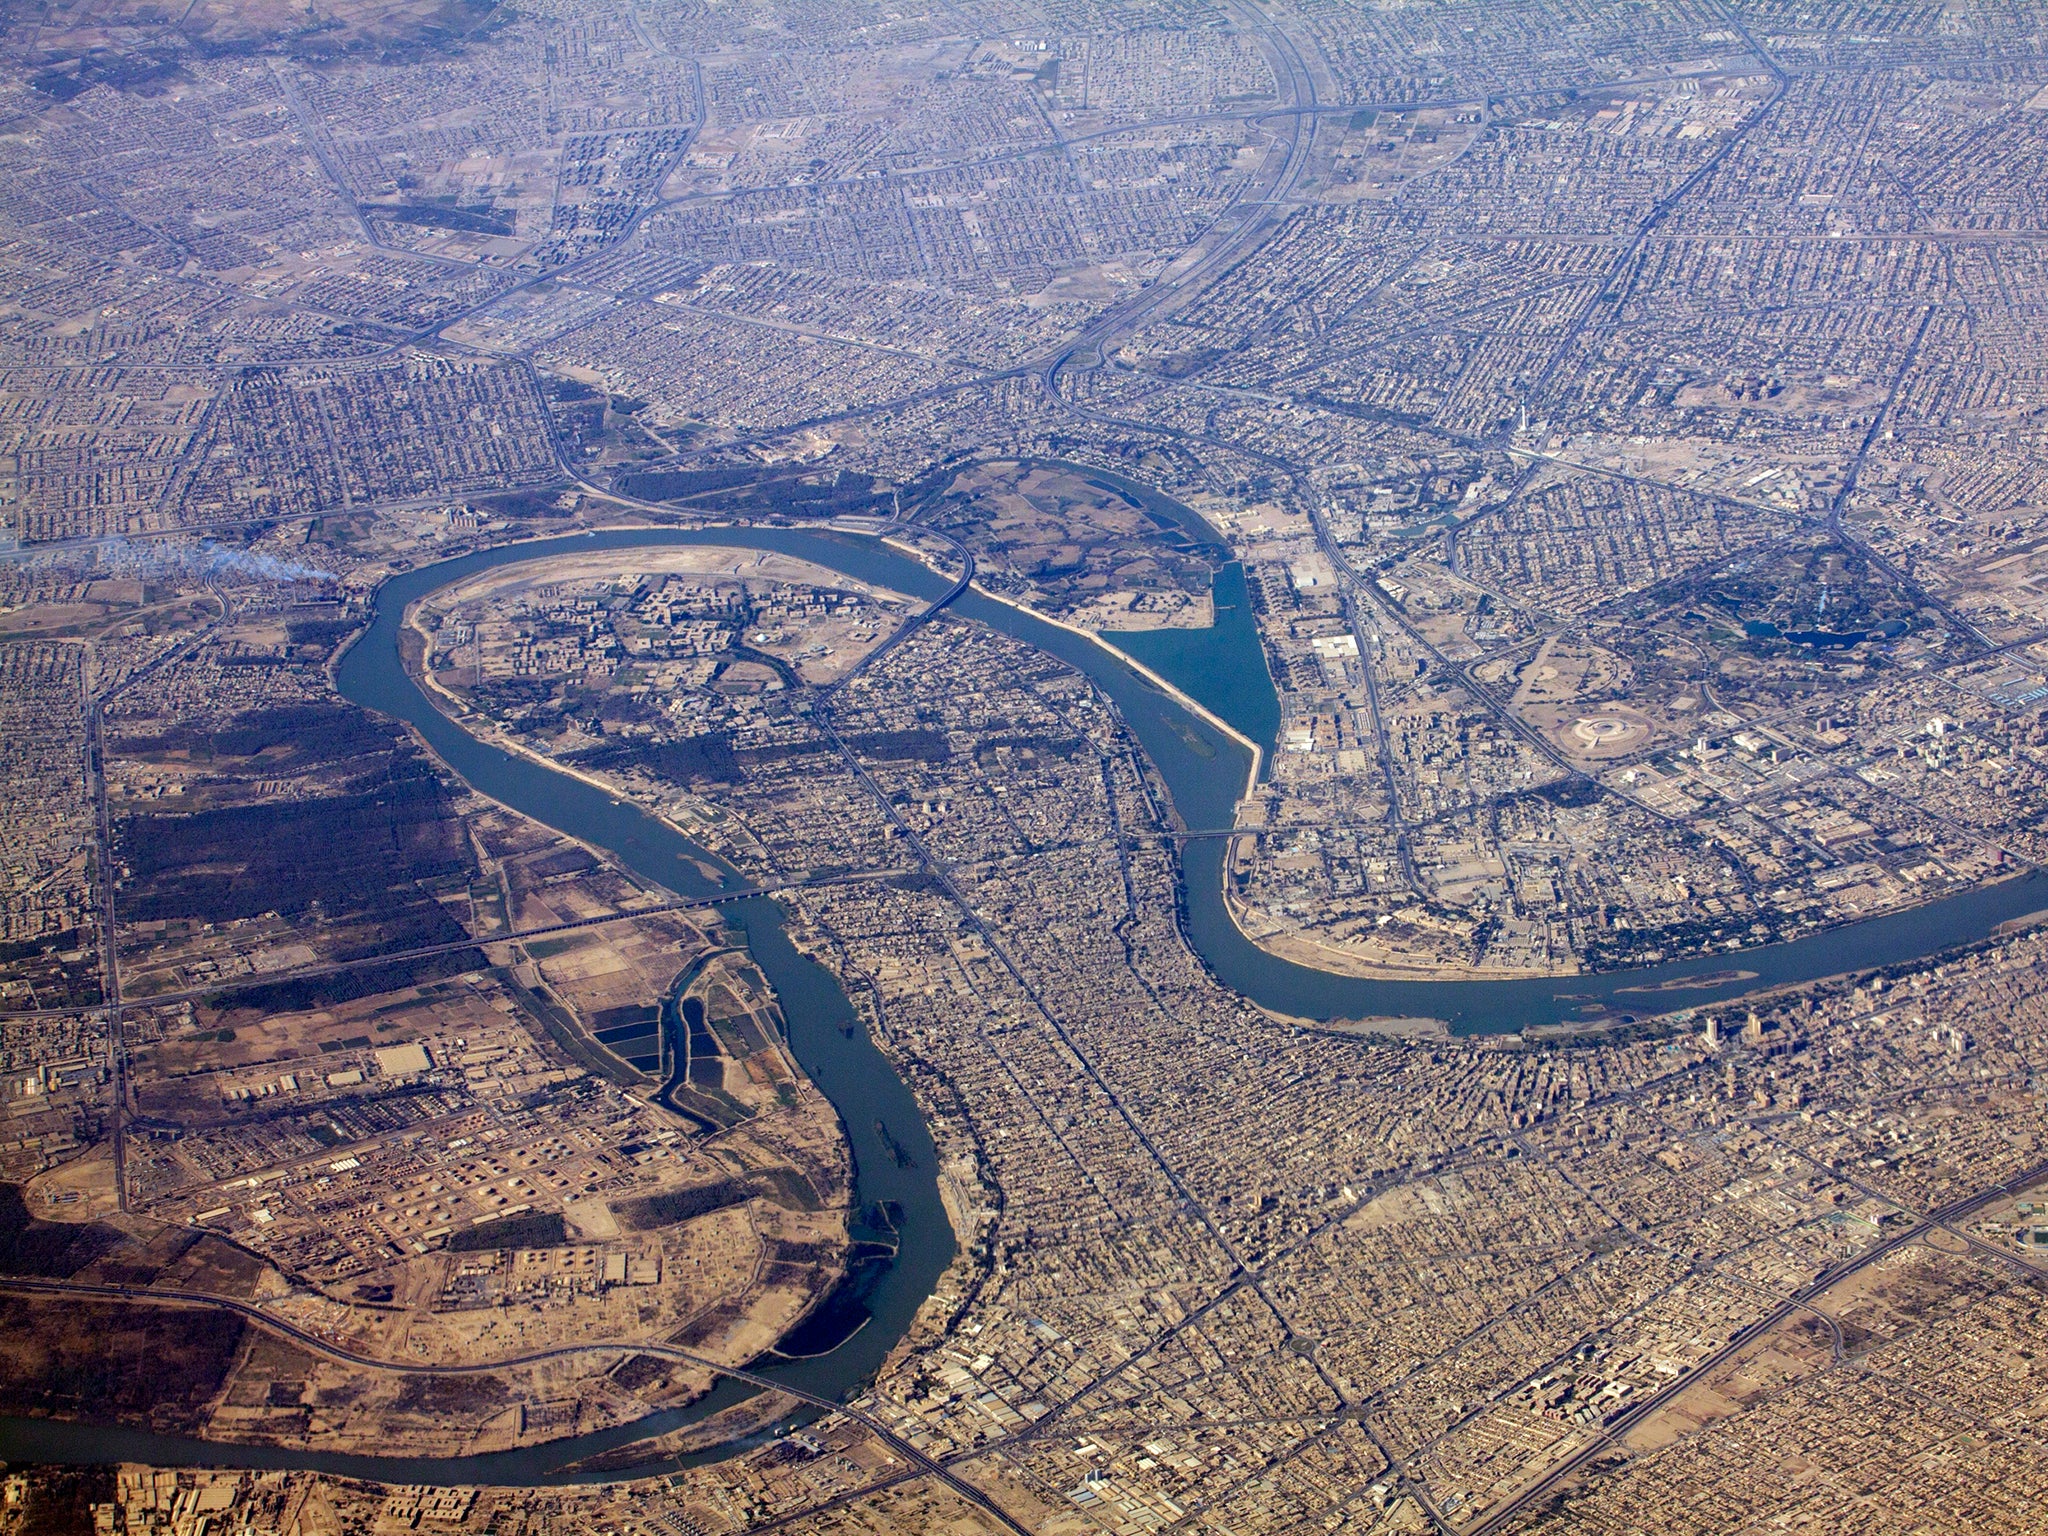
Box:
5;0;2048;1532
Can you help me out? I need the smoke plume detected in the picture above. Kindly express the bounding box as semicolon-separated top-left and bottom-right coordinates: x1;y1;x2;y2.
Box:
12;536;337;585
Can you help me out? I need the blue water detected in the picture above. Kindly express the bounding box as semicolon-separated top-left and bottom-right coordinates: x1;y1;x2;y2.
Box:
343;527;2048;1037
1104;562;1280;788
10;519;2046;1484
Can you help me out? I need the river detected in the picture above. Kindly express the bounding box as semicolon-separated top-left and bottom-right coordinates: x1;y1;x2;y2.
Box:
8;519;2045;1482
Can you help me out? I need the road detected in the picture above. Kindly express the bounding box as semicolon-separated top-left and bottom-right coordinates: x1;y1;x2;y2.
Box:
1816;303;1992;654
0;868;922;1025
83;694;126;1211
1460;1154;2048;1535
1033;0;1324;388
84;579;240;1213
1336;587;1426;892
0;1274;1029;1532
1513;33;1789;415
819;524;977;697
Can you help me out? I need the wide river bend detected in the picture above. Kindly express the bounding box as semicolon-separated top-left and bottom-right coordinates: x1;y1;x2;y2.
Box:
6;522;2046;1482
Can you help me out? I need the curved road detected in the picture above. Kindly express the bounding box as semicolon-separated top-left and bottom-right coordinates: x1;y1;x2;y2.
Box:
0;1273;1030;1534
1035;0;1321;388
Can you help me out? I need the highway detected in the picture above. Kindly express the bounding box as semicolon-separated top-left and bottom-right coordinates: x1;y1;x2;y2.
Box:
1816;302;1993;655
0;1274;1029;1532
818;523;977;698
1512;32;1789;415
1031;0;1324;390
82;577;239;1213
1460;1154;2048;1535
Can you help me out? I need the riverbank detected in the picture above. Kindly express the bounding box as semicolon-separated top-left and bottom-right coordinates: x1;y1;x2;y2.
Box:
336;532;960;1461
13;523;2048;1489
968;580;1266;798
370;526;2048;1037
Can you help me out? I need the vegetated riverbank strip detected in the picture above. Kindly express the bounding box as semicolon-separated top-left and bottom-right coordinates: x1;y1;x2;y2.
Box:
359;523;2048;1035
16;523;2048;1487
18;528;962;1485
959;573;1265;796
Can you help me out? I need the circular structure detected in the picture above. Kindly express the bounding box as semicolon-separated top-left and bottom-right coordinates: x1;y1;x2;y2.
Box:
1547;709;1652;760
1572;716;1632;746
